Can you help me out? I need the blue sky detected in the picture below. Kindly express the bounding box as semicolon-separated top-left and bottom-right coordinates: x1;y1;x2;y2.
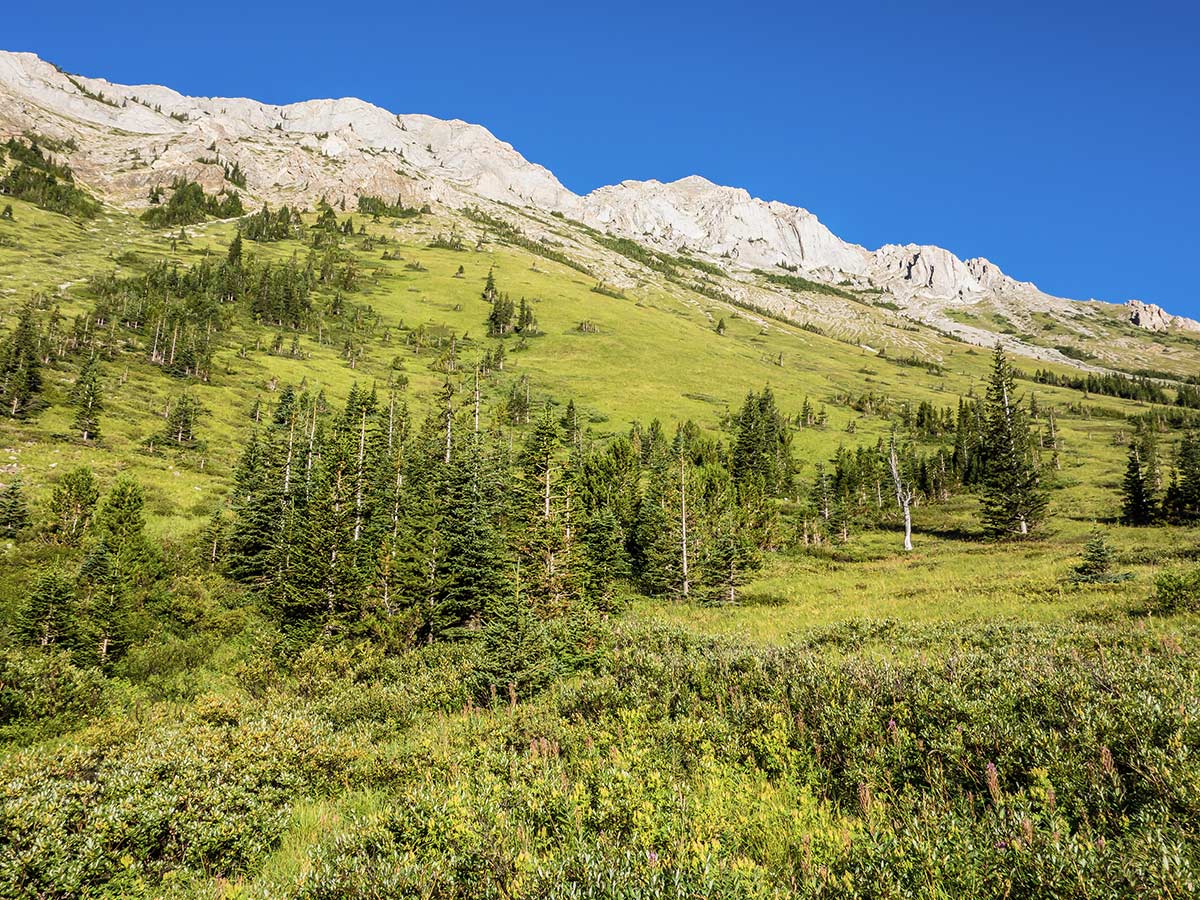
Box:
7;1;1199;316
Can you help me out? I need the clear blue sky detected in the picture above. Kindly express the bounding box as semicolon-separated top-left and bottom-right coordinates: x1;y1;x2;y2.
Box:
7;1;1199;316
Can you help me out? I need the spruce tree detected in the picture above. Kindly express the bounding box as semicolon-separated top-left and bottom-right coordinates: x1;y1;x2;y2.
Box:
1163;432;1200;524
980;345;1048;538
1070;529;1129;584
16;570;76;649
163;392;203;446
434;431;510;640
1122;439;1157;525
700;488;761;605
48;466;100;545
579;504;628;610
226;431;283;584
71;357;104;442
0;479;32;538
0;302;43;418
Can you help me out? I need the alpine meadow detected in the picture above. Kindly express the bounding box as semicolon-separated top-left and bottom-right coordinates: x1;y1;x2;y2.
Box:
2;46;1200;900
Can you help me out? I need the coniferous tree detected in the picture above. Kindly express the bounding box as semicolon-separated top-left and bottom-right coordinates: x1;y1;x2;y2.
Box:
76;478;155;666
71;357;103;442
578;503;628;610
16;570;76;649
226;431;283;584
1163;432;1200;524
479;577;555;700
163;392;203;446
47;466;100;545
731;387;794;495
1122;439;1157;526
0;302;43;418
434;430;510;640
700;481;761;604
980;345;1048;538
1070;529;1130;584
518;408;581;610
0;478;32;538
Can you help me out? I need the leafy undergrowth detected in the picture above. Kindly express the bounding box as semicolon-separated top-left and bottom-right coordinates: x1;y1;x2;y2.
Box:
2;617;1197;898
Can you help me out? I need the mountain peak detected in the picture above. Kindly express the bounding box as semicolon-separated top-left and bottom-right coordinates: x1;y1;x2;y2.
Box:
0;48;1193;340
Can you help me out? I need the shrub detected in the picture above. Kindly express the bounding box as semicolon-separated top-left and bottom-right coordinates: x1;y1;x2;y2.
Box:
1152;567;1200;613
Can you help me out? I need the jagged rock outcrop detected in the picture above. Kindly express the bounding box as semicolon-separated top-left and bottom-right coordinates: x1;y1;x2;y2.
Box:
1126;299;1200;333
579;176;871;275
0;50;577;212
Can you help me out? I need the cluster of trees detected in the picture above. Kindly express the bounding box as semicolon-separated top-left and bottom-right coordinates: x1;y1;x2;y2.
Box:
483;271;539;337
0;135;100;218
213;380;792;649
238;203;303;242
806;437;956;544
8;470;160;667
1122;428;1200;525
1029;367;1178;405
142;178;244;227
356;194;424;219
806;347;1049;544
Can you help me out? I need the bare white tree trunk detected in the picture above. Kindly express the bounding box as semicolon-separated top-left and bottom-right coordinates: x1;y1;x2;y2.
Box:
889;435;914;552
680;455;689;598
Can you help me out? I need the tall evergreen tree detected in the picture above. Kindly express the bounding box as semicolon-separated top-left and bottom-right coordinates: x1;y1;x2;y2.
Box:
0;302;43;418
1121;439;1157;525
163;392;203;446
731;387;794;495
434;431;510;640
980;345;1048;538
0;479;32;538
71;357;104;442
47;466;100;545
1163;431;1200;524
16;570;76;649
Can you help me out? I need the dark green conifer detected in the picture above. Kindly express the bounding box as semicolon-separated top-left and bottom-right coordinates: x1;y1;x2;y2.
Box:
0;479;32;537
980;345;1048;538
16;570;76;649
0;302;43;418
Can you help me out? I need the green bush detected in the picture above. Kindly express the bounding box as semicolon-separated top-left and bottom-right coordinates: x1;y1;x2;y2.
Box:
0;705;366;897
1153;567;1200;613
0;648;105;742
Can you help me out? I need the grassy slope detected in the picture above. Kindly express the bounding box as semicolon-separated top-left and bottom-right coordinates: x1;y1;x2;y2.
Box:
0;193;1190;616
3;194;1200;898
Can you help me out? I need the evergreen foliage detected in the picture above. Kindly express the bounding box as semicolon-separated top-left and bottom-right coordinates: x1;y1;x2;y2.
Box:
141;178;244;227
15;570;76;649
979;345;1048;538
0;136;100;218
47;467;100;545
0;479;32;537
71;357;103;442
0;302;44;418
1069;529;1130;584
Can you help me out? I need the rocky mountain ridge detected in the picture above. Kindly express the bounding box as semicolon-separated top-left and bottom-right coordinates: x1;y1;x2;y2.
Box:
1;49;1196;341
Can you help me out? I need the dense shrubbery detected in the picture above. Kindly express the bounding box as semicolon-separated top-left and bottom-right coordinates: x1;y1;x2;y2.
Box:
1153;567;1200;613
0;703;366;897
3;618;1197;898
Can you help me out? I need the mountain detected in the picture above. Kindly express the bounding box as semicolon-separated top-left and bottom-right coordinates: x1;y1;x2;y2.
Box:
1;48;1197;367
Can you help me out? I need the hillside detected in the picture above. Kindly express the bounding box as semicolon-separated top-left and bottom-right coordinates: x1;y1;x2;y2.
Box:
2;49;1199;374
0;53;1199;900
